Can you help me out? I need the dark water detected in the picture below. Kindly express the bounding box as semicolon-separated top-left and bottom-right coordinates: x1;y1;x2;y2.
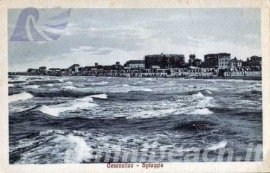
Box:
9;76;262;164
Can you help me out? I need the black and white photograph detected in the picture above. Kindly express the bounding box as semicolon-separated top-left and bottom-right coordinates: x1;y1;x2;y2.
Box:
7;7;264;166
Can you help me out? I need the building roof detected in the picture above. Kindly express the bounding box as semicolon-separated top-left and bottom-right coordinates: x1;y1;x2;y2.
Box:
69;64;80;68
218;53;231;56
125;60;145;64
205;54;218;56
205;53;230;57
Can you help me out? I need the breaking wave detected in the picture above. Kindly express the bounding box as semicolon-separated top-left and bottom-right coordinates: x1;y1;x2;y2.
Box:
24;85;39;89
9;92;33;103
188;108;213;115
39;95;99;116
10;130;92;164
91;81;108;86
91;94;108;99
206;140;227;150
128;87;153;92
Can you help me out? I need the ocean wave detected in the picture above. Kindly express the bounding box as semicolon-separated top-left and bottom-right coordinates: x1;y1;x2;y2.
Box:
53;134;92;163
24;85;39;89
90;81;108;86
173;120;216;132
62;86;77;90
28;80;63;85
126;109;176;119
128;88;153;92
39;95;98;116
91;94;108;99
8;84;15;87
193;92;204;98
30;89;100;98
188;108;213;115
44;84;54;87
10;130;92;164
65;81;73;85
206;140;227;150
203;90;212;95
9;92;33;103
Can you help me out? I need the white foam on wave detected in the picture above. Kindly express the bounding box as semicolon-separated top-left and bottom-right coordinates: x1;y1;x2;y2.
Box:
193;92;204;98
206;140;227;150
14;130;92;164
127;108;176;119
204;90;212;94
25;85;39;89
91;81;108;86
188;108;213;115
130;87;153;92
65;81;73;85
91;94;108;99
8;84;15;87
53;134;92;163
9;92;33;103
76;96;94;102
123;84;129;87
45;84;54;87
39;96;97;116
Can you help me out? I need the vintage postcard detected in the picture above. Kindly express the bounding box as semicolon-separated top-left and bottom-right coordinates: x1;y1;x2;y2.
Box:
0;0;270;172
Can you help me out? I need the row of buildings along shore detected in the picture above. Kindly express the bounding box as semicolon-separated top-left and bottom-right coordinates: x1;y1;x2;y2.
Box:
10;53;262;78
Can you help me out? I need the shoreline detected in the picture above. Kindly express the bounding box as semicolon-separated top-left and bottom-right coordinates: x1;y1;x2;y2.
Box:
8;74;262;81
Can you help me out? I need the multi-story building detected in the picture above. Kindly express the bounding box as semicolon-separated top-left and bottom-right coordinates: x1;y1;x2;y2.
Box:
218;53;231;69
27;68;39;75
204;54;218;68
124;60;145;69
243;56;262;67
230;57;242;70
193;59;202;67
69;64;80;74
111;61;123;70
39;66;47;74
204;53;231;69
144;53;185;69
189;54;196;65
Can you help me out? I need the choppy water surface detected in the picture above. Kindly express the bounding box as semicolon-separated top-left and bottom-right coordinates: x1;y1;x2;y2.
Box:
9;76;262;164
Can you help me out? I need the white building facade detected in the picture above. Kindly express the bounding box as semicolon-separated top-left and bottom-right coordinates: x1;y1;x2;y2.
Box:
218;53;231;69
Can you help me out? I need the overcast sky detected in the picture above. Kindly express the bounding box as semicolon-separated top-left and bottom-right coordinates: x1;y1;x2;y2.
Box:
8;8;261;71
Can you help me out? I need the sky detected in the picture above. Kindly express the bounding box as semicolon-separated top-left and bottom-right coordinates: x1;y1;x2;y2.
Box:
8;8;261;72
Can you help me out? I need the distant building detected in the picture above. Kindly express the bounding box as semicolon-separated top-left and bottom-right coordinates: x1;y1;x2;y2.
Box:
60;68;69;75
111;62;123;70
27;68;39;74
229;57;242;70
69;64;80;73
48;68;61;75
39;66;47;74
189;54;196;65
124;60;145;69
204;54;218;68
193;59;202;67
218;53;231;69
144;53;185;69
204;53;231;69
243;56;262;67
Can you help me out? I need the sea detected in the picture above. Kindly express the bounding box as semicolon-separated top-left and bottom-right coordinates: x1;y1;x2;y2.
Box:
8;75;262;164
